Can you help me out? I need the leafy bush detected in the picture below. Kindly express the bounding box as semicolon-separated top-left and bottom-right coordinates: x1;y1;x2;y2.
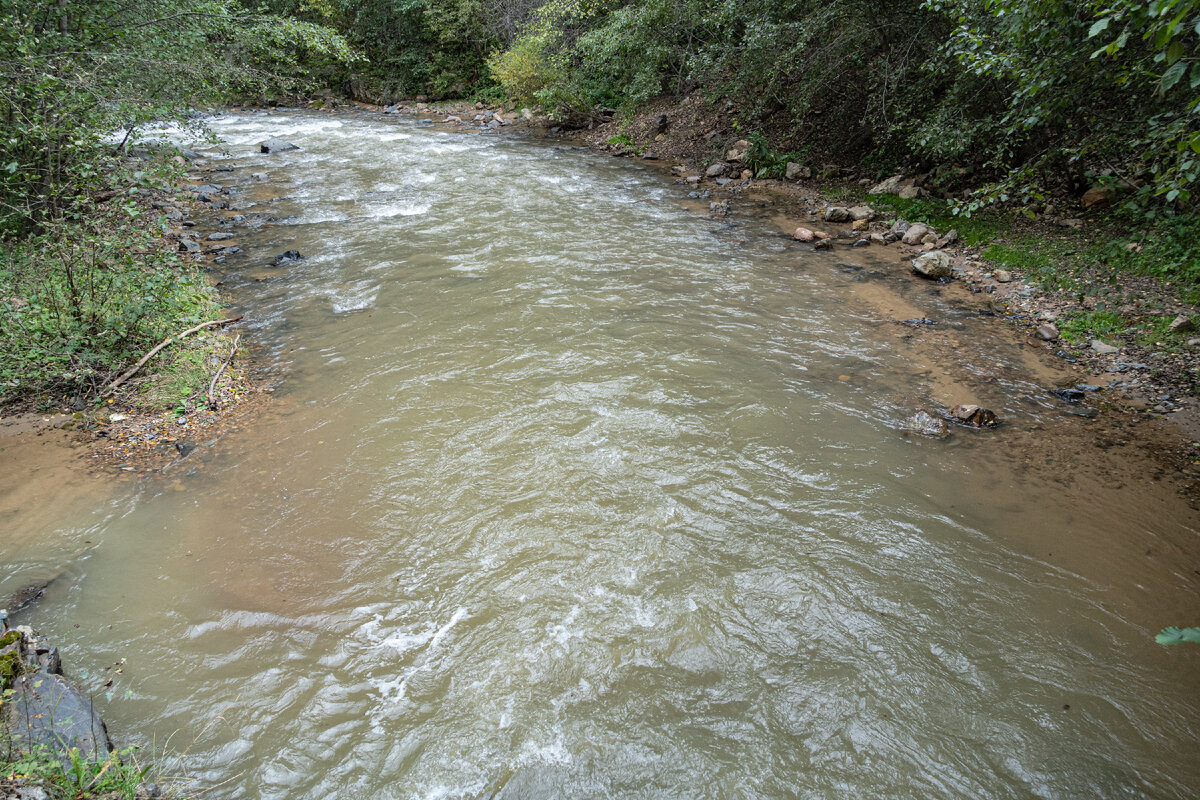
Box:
0;203;218;404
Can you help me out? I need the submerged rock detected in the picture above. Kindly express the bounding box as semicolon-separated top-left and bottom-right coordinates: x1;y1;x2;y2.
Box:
902;411;949;438
272;250;303;266
1050;388;1086;403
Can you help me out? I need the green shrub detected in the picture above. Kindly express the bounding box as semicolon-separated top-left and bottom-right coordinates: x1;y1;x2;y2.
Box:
0;204;218;405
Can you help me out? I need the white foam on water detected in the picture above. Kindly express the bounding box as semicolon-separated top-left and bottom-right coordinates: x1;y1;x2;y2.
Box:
328;283;379;313
371;202;431;219
430;606;468;649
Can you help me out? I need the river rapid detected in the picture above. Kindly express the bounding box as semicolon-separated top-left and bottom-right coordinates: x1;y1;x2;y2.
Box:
4;110;1200;799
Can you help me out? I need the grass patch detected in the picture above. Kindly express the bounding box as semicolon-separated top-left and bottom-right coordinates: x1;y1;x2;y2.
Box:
1057;310;1128;343
135;333;231;414
1099;214;1200;301
606;133;643;153
984;241;1084;294
2;744;165;799
874;195;1011;246
1135;313;1198;353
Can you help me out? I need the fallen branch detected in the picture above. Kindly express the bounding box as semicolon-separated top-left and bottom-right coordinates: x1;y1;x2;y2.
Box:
102;316;243;396
207;333;240;410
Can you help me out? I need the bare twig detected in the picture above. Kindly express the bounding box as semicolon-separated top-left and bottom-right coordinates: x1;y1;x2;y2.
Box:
102;316;242;396
207;333;240;410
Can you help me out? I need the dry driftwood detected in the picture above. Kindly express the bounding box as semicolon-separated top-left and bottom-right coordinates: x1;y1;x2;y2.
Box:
102;316;242;395
207;333;240;410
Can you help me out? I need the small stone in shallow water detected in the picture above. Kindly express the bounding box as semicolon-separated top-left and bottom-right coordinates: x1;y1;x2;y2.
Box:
912;251;953;279
901;411;949;438
1050;388;1085;403
951;404;998;428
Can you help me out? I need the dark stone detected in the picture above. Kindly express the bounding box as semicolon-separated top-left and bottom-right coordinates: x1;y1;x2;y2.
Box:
175;441;196;457
1065;407;1099;419
207;232;234;241
178;238;201;254
272;250;303;266
852;238;870;247
1050;388;1085;403
951;404;999;428
7;672;113;765
260;137;299;153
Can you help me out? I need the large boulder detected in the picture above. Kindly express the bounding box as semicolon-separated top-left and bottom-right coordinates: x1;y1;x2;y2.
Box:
2;627;114;769
901;223;930;245
848;205;875;221
7;673;113;764
260;137;299;153
824;206;852;223
785;162;806;181
1081;185;1113;209
869;175;904;195
705;162;727;178
912;250;953;279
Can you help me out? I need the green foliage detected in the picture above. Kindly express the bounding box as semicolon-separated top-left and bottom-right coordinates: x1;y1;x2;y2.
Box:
0;203;218;404
1057;310;1129;343
743;132;806;179
929;0;1199;215
984;242;1085;293
0;0;356;231
1156;626;1200;645
1107;213;1200;287
878;195;1010;246
2;745;157;799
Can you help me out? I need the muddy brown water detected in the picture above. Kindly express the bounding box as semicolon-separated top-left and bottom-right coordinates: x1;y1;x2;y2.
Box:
3;111;1199;799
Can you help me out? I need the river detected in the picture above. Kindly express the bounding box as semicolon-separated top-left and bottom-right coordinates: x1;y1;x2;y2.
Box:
3;110;1199;799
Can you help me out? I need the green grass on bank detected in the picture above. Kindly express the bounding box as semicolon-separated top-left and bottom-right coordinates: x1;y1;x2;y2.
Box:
2;745;157;799
0;203;220;411
873;195;1011;247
